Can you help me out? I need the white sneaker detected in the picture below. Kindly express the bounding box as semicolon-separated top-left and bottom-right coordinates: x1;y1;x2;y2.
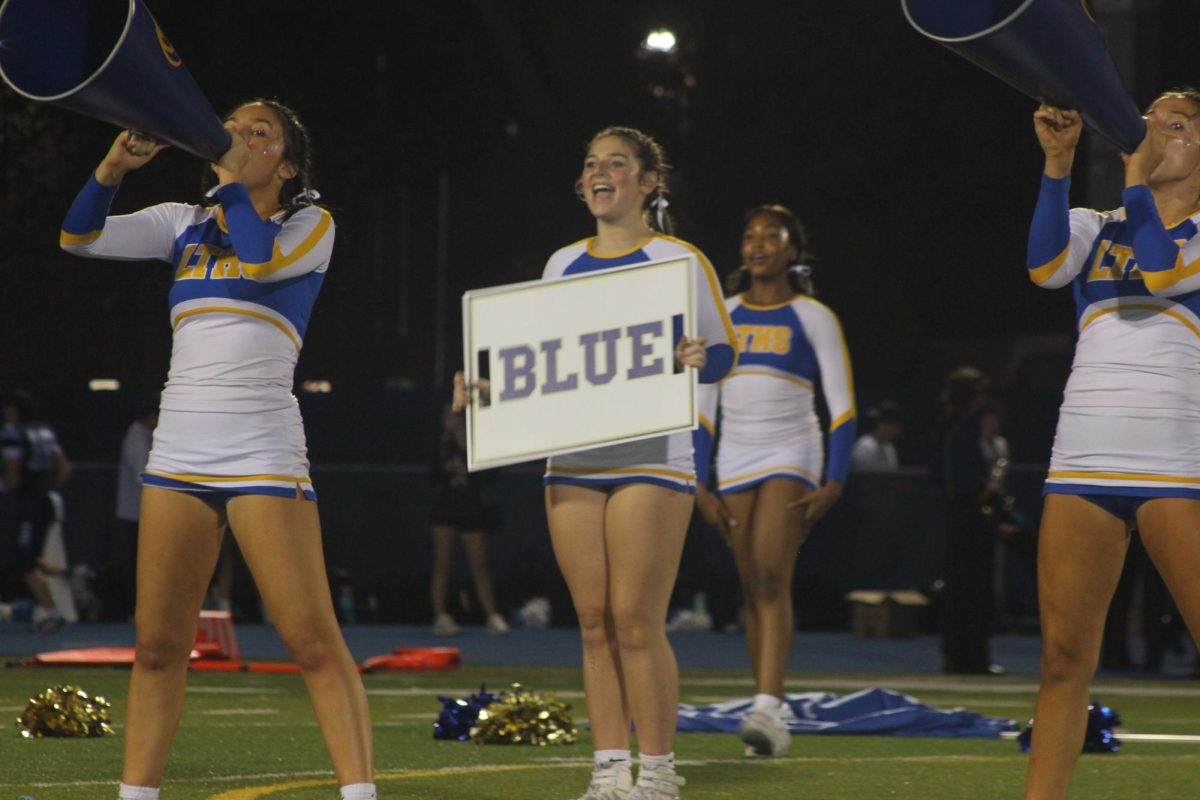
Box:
739;708;790;757
485;612;510;635
572;760;632;800
628;764;685;799
432;613;461;636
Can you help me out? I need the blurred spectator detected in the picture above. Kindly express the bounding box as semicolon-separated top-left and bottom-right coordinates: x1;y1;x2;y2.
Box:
0;389;72;631
933;367;1003;675
115;401;158;561
850;400;902;472
429;404;506;636
101;399;159;619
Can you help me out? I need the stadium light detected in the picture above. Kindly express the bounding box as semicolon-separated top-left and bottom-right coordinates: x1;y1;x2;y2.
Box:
642;29;677;54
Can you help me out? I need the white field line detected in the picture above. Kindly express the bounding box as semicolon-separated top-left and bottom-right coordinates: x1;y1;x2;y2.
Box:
999;731;1200;744
684;676;1200;698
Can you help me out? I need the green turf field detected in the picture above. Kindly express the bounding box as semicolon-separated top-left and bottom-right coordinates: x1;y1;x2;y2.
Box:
2;665;1198;799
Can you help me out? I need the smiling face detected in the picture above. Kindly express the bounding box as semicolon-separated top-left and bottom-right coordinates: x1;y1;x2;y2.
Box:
1144;93;1200;186
222;102;297;200
579;135;657;226
741;211;799;281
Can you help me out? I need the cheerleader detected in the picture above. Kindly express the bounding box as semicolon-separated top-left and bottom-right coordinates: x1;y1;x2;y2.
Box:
458;126;734;800
1025;90;1200;800
694;204;855;757
61;101;374;800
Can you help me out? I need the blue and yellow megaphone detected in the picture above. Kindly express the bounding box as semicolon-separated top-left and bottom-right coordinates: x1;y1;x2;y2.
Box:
901;0;1145;153
0;0;230;161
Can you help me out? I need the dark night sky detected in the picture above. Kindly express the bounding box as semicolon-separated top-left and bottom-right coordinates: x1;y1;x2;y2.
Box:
3;1;1198;398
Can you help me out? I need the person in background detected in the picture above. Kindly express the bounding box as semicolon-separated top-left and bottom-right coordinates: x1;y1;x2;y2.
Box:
0;389;72;632
106;400;159;618
850;400;902;473
694;204;856;758
933;366;1003;676
429;403;508;636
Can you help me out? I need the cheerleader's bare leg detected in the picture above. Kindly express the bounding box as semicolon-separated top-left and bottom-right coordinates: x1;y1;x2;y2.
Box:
741;479;809;698
1025;494;1128;800
1136;498;1200;660
604;483;692;755
227;493;374;786
122;487;226;787
546;484;631;751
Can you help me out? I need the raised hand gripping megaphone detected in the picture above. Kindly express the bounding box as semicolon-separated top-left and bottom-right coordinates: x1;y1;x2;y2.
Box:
901;0;1146;153
0;0;231;161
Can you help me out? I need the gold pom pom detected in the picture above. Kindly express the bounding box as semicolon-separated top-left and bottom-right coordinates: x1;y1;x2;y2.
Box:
470;683;577;746
16;685;116;739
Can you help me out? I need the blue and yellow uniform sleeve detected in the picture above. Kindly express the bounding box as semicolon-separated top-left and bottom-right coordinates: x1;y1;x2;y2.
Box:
61;174;191;262
688;246;737;384
215;183;334;282
795;299;855;483
692;383;719;486
1026;174;1102;289
1123;184;1200;296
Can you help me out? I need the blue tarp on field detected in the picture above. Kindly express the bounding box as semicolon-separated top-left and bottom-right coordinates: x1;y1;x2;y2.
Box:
677;687;1018;738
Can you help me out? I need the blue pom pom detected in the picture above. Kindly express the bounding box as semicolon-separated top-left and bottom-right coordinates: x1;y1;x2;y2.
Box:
433;684;499;741
1017;720;1033;752
1016;699;1121;755
1083;700;1121;753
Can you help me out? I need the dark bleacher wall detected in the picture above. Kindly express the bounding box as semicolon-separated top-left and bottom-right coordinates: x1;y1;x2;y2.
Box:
32;388;1049;627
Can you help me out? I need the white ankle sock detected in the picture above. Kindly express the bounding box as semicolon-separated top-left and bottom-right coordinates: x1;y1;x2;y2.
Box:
639;752;674;772
118;784;159;800
595;749;631;767
340;783;376;800
752;693;783;714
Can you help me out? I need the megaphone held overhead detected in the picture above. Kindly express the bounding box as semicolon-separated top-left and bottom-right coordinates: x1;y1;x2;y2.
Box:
901;0;1146;153
0;0;231;161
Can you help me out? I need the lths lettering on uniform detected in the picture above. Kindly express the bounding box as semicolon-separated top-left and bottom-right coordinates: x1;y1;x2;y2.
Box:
491;315;683;403
176;243;248;280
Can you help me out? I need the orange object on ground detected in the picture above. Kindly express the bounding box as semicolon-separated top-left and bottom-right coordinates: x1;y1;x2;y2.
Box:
360;646;461;672
195;610;240;660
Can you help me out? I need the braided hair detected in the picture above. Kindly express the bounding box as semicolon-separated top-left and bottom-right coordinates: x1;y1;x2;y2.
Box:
725;204;815;296
577;126;674;234
201;98;320;219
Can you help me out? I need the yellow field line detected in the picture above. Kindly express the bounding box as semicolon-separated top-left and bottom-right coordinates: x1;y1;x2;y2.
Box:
205;753;1200;799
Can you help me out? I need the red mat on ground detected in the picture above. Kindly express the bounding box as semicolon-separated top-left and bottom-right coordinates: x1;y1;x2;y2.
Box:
361;646;461;672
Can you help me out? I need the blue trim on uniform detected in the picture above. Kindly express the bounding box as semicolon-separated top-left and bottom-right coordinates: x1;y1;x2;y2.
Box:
1122;184;1177;274
1044;482;1200;500
62;175;119;235
826;417;856;484
543;474;695;494
561;247;650;275
1080;494;1149;523
168;267;325;338
718;472;818;495
699;342;735;384
1027;174;1071;269
143;473;317;502
214;182;276;263
693;426;714;487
